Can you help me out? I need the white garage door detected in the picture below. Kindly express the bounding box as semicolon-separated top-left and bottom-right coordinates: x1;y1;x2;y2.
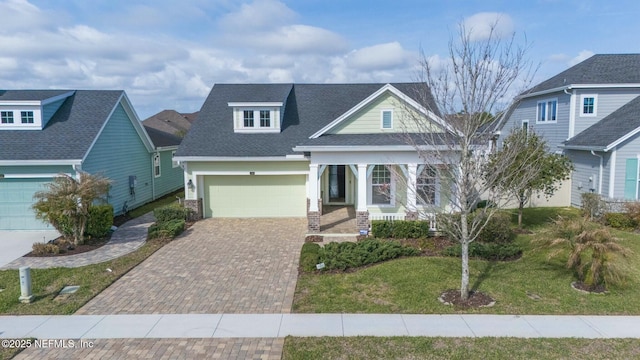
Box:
204;175;306;218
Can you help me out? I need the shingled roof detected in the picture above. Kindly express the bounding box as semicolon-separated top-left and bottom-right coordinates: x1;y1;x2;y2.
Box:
176;83;437;158
564;95;640;151
0;90;126;161
522;54;640;96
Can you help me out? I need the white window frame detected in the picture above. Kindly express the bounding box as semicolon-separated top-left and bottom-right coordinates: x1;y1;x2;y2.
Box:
171;151;179;168
1;111;14;124
580;94;597;117
153;153;161;178
368;165;396;207
233;107;279;133
381;109;393;129
21;111;34;124
536;98;558;124
417;165;440;206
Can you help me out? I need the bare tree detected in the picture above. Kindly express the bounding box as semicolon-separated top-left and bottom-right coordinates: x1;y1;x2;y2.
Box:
399;21;538;300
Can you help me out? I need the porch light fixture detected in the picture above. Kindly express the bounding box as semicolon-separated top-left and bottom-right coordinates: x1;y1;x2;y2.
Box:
187;179;194;190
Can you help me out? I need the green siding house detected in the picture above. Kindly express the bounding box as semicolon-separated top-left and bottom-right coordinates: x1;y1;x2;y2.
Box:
175;83;458;233
0;90;182;230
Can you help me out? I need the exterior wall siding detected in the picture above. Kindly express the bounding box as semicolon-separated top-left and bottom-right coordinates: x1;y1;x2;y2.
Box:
567;150;601;206
611;136;640;200
573;89;640;135
152;149;183;199
42;98;67;127
82;103;152;215
330;92;440;134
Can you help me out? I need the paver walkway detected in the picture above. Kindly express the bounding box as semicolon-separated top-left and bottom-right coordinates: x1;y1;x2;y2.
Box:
76;218;307;315
0;213;154;270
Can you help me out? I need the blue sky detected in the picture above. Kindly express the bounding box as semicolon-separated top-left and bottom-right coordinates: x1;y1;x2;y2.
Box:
1;0;639;119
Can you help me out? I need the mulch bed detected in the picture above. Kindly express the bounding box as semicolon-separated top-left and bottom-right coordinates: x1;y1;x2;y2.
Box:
571;281;607;294
25;235;110;257
439;289;496;308
398;236;456;256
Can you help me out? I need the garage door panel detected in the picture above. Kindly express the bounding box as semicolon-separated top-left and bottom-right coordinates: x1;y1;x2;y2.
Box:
0;178;51;230
204;175;306;218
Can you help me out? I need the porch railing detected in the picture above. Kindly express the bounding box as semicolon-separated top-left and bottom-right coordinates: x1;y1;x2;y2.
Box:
369;212;437;230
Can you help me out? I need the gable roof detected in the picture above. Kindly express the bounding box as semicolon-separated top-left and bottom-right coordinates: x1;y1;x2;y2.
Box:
0;90;153;163
142;109;197;137
563;95;640;151
144;125;182;148
176;83;438;158
522;54;640;97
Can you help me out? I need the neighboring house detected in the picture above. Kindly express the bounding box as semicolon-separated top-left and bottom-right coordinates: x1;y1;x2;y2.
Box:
0;90;174;230
174;83;458;233
499;54;640;207
142;109;198;139
142;118;186;200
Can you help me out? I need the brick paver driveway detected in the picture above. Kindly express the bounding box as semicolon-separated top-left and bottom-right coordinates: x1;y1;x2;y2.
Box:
77;218;307;314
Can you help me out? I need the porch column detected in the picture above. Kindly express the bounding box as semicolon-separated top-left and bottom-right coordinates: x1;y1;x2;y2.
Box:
406;163;418;220
356;163;369;232
307;164;320;233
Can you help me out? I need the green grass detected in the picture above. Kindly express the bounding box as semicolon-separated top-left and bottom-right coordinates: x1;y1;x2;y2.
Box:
0;190;185;316
283;337;640;360
293;207;640;314
128;190;184;219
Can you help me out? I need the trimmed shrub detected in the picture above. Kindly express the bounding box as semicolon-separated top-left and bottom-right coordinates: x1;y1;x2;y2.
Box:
154;204;189;223
603;212;636;230
371;220;431;239
443;242;522;261
318;239;419;271
300;243;321;273
476;212;516;244
148;219;185;239
86;204;114;238
32;242;60;255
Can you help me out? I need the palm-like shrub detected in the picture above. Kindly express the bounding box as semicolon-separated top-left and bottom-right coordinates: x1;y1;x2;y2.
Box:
32;172;111;246
542;216;631;290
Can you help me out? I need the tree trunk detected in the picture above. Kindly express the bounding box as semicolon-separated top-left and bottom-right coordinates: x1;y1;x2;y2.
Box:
518;198;525;228
460;212;470;300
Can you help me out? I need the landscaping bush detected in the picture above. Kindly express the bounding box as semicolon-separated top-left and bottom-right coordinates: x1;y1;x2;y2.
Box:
443;242;522;261
623;202;640;229
300;243;321;273
582;193;605;220
31;242;60;255
476;212;516;244
371;220;431;239
318;239;419;271
85;204;114;238
154;204;190;223
148;219;185;239
603;212;636;230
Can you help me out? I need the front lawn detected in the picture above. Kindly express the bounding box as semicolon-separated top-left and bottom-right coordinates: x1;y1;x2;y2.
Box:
283;337;640;360
293;207;640;314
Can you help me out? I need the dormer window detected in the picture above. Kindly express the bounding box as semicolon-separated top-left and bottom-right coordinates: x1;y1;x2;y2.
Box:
1;111;13;124
21;111;34;124
229;102;283;133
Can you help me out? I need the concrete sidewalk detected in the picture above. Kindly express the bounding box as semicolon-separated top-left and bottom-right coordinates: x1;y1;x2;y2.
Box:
2;314;640;339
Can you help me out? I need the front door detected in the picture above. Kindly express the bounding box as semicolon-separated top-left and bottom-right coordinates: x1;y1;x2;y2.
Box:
329;165;346;203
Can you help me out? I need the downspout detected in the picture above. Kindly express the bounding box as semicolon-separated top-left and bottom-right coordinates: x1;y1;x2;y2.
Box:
151;152;157;200
591;150;603;195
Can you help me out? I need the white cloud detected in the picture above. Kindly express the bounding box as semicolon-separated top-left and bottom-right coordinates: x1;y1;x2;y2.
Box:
462;12;515;41
569;50;595;66
346;42;413;71
0;0;52;32
219;0;296;31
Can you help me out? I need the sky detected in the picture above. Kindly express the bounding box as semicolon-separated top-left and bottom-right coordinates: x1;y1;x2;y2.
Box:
1;0;639;119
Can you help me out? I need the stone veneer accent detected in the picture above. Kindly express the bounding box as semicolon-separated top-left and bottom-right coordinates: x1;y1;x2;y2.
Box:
405;211;419;221
356;211;369;232
184;198;203;220
307;211;321;233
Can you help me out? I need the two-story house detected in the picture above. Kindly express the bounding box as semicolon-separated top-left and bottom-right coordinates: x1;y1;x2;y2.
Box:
0;90;183;230
500;54;640;206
